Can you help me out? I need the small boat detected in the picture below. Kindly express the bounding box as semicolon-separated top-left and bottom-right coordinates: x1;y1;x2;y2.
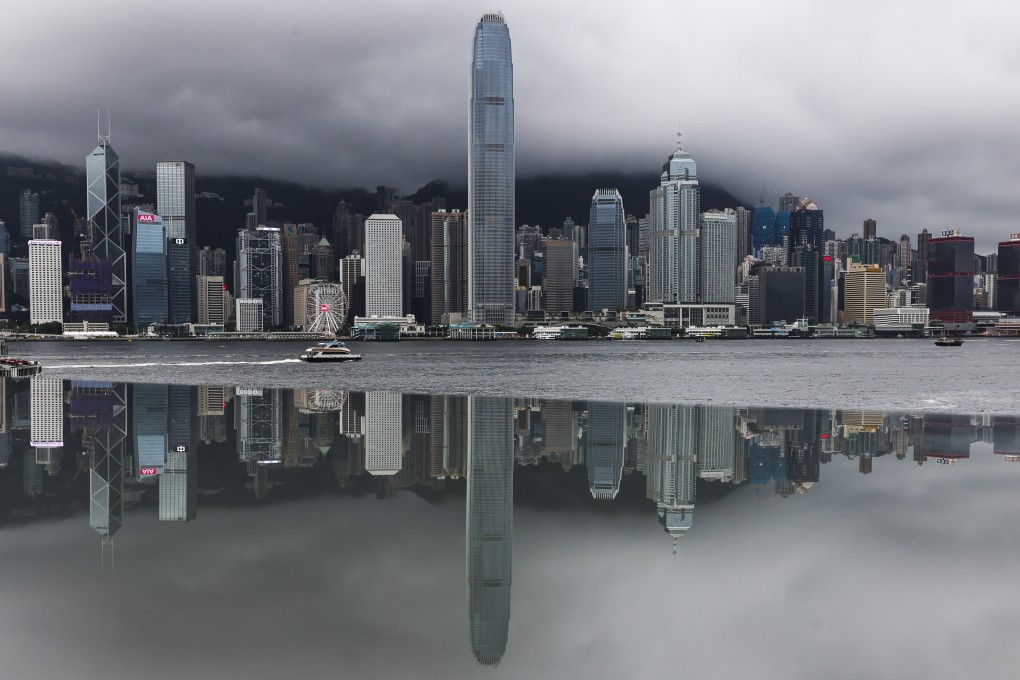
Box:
934;336;963;347
300;341;363;362
0;338;41;377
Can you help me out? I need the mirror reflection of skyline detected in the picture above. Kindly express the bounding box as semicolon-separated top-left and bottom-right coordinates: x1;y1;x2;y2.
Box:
2;377;1019;665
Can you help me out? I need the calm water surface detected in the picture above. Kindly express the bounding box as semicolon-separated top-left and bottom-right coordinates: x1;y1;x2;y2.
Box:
1;378;1018;679
22;337;1020;413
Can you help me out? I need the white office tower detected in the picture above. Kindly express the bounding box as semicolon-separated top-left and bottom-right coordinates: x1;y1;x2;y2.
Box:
365;392;402;475
648;133;700;303
235;298;264;332
365;214;403;317
700;209;737;303
696;405;735;482
30;375;63;447
28;240;63;324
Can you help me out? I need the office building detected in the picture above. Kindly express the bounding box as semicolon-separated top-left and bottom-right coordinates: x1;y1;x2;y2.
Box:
844;260;887;326
915;228;930;283
996;236;1020;315
587;189;627;311
235;298;264;332
32;213;59;240
160;448;197;521
758;266;805;324
66;232;115;325
735;206;752;265
87;126;127;323
134;383;168;479
468;13;516;325
312;238;336;281
235;227;282;329
132;210;168;331
700;209;737;303
197;275;226;325
28;240;62;325
430;210;468;323
863;218;877;240
587;402;625;500
20;190;39;238
541;239;576;314
199;246;227;276
751;204;778;251
167;236;191;323
648;134;700;303
365;214;403;317
927;231;975;324
156;161;196;241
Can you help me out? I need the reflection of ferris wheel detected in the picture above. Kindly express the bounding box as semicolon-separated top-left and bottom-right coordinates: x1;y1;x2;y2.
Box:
307;283;348;335
307;388;347;413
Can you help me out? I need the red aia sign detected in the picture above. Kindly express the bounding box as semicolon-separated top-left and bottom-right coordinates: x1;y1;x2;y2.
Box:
139;467;158;476
138;214;155;222
320;304;329;312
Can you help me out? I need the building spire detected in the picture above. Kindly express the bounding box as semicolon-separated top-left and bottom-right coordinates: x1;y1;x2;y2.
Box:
98;108;111;146
675;123;684;152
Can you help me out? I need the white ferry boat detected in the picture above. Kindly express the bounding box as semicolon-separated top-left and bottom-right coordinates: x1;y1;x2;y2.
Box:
532;325;588;340
608;326;672;340
299;341;363;362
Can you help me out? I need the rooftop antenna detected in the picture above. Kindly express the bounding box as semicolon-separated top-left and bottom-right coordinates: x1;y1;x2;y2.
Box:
98;108;111;146
675;122;684;151
759;182;765;205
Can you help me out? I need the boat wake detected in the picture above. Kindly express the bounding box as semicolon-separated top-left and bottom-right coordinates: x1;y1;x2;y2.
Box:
46;359;303;369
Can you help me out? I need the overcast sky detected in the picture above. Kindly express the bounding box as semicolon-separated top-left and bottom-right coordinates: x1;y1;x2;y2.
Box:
2;0;1019;248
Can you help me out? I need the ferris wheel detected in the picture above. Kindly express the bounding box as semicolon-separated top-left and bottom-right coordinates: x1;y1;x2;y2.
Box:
306;282;348;335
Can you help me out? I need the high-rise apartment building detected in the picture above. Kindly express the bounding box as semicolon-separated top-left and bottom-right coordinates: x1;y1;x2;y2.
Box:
365;214;403;317
587;189;626;311
28;240;62;325
235;227;282;329
132;210;168;331
927;231;975;324
468;13;515;325
700;209;737;304
843;260;887;326
648;135;700;303
87;127;126;324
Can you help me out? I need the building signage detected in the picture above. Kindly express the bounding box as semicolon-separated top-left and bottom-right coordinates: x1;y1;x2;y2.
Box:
1005;456;1020;462
934;457;956;465
1011;233;1020;241
139;467;159;476
320;304;329;312
173;238;186;245
138;214;155;223
940;230;956;237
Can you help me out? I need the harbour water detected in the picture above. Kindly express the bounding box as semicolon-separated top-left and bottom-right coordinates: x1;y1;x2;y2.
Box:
20;338;1020;413
1;376;1019;679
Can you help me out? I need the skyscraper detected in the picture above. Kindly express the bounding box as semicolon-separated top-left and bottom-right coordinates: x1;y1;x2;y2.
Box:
19;190;39;238
927;231;975;325
132;210;168;332
996;236;1020;314
235;227;282;329
587;189;627;311
87;124;126;324
469;13;515;325
430;209;469;324
648;134;700;303
365;214;403;317
863;218;877;240
28;240;62;325
700;209;737;303
844;260;887;326
541;239;576;314
156;161;196;241
365;392;402;475
587;402;625;500
197;275;226;325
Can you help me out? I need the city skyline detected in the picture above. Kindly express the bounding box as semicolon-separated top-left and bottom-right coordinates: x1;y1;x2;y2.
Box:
1;3;1017;246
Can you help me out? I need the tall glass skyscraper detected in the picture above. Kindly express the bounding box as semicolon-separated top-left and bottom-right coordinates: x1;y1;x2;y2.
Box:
156;161;196;241
587;189;627;311
468;13;515;325
87;128;126;324
132;210;168;332
648;135;699;303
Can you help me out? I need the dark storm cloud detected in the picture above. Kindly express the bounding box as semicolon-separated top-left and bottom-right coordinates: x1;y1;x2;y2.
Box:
2;0;1019;248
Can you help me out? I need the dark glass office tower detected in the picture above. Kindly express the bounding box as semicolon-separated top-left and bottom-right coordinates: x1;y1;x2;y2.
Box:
996;238;1020;314
468;13;515;325
927;233;974;324
587;189;626;311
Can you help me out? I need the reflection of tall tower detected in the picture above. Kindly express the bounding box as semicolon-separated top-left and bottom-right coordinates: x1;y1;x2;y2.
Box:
697;405;735;482
236;388;282;462
646;404;696;537
161;385;196;521
90;384;127;561
467;395;514;665
133;384;168;479
365;392;402;475
586;402;625;500
30;375;63;447
431;394;467;479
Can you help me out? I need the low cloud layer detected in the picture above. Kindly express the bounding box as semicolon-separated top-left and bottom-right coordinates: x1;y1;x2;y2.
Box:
2;0;1018;249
